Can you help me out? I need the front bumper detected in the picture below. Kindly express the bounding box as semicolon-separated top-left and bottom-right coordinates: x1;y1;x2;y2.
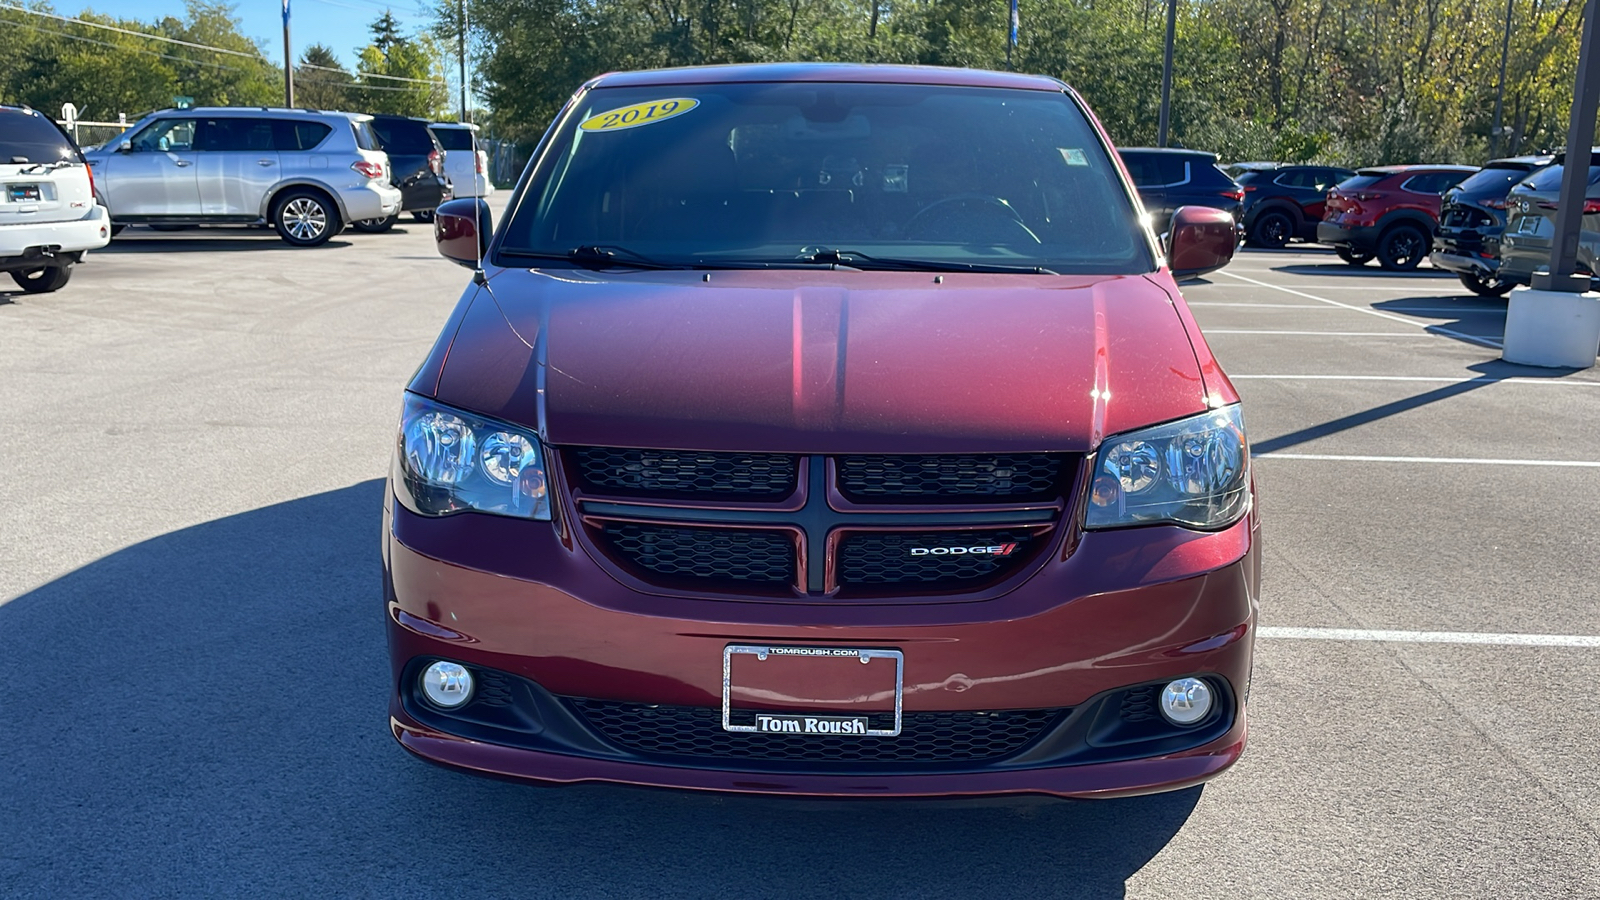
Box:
383;495;1260;800
0;205;110;258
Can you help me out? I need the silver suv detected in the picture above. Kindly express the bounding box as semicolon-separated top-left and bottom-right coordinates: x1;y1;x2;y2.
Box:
84;108;402;247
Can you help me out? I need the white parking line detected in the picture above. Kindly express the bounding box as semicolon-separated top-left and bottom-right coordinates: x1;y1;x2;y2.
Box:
1232;374;1600;386
1218;270;1505;348
1206;330;1428;337
1259;626;1600;648
1190;302;1505;315
1257;452;1600;468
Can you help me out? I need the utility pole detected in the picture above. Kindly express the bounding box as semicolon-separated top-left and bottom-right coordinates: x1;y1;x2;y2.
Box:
458;0;468;122
1007;0;1018;72
1490;0;1514;158
1157;0;1176;146
282;0;294;107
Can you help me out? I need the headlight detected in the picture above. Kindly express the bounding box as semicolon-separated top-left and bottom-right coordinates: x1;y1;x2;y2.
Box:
393;394;551;520
1086;405;1248;530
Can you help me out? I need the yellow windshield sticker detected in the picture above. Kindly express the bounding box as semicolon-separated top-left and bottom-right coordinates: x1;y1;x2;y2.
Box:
579;98;699;132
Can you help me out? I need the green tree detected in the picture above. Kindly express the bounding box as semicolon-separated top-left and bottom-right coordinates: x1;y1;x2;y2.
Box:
350;11;447;116
296;43;351;110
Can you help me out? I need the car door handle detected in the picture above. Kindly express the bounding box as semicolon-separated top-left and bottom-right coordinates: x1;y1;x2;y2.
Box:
257;160;275;167
173;160;191;167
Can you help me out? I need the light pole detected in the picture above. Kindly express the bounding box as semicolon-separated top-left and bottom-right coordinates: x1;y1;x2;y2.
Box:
1157;0;1176;146
458;0;468;122
282;0;294;108
1489;0;1513;158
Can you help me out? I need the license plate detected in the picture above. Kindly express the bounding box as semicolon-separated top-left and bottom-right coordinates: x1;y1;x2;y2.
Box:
722;644;904;736
7;184;40;202
1517;216;1540;235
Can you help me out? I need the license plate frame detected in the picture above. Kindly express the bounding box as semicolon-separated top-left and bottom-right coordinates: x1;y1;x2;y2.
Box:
8;184;41;202
722;644;904;737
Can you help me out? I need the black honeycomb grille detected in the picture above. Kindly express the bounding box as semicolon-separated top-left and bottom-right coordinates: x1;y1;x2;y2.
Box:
1119;685;1160;723
599;523;795;585
836;530;1038;586
567;699;1065;763
837;454;1068;502
575;447;798;499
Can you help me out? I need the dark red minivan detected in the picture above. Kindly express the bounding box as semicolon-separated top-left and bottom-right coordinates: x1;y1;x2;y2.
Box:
386;64;1256;799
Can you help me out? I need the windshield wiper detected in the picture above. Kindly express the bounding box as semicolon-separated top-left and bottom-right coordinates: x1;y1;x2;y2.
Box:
798;248;1058;275
499;245;684;270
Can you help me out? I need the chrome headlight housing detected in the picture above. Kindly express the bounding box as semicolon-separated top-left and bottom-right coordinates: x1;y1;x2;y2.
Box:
393;394;551;521
1086;405;1249;530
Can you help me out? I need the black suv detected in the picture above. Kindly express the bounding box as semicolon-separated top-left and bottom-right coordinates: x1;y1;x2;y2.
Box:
1428;155;1552;296
1118;148;1244;235
1232;164;1355;248
359;114;451;232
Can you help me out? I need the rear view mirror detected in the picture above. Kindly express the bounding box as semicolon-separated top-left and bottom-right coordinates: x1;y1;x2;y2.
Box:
117;140;131;153
435;198;492;268
1167;206;1238;280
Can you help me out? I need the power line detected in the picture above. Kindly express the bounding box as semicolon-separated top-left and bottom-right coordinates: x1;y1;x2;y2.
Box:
300;62;443;84
0;18;265;72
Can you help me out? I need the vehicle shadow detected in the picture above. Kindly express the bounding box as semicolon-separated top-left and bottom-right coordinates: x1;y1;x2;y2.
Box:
1368;296;1513;349
0;481;1197;898
99;236;355;253
1267;262;1454;278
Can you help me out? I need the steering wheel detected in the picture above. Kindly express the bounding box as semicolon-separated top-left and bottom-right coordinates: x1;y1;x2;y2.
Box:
905;194;1042;244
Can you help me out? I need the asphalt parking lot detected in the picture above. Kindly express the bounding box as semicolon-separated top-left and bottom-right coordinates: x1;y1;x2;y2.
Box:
3;224;1599;898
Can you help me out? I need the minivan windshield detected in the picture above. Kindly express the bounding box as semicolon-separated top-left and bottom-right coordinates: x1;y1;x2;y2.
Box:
498;83;1151;273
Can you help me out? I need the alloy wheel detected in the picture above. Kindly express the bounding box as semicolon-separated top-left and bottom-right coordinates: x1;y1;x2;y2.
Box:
282;198;327;242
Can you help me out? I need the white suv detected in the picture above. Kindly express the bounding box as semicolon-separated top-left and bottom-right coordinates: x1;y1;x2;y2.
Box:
1;105;111;293
83;108;402;247
429;123;494;198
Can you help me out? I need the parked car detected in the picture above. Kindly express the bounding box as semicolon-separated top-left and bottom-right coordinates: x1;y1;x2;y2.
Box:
429;123;493;198
1234;164;1356;248
1318;165;1477;269
1117;147;1244;235
0;105;111;293
1428;155;1553;296
1499;149;1600;289
82;107;402;247
360;114;452;231
391;63;1252;801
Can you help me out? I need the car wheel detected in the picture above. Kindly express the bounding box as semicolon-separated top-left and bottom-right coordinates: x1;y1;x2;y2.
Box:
1248;210;1293;249
1458;272;1513;298
1335;246;1373;265
272;190;340;247
352;214;399;234
1376;224;1427;270
412;209;435;224
9;265;72;293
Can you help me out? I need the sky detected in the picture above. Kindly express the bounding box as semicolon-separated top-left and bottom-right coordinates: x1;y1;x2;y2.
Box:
62;0;437;70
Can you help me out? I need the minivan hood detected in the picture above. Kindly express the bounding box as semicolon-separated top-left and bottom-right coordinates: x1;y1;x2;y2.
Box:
432;268;1210;453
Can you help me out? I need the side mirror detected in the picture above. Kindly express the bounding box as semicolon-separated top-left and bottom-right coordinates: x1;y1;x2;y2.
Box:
435;198;492;268
1166;206;1238;280
117;140;132;153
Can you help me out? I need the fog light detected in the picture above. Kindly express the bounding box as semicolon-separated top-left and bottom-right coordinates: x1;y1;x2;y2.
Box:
1159;678;1213;725
421;661;474;708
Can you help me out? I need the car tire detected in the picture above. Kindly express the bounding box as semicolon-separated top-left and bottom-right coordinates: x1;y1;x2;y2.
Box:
352;214;399;234
272;190;340;247
1458;272;1513;298
1376;224;1428;270
412;209;435;224
9;264;72;293
1335;246;1373;266
1247;210;1294;249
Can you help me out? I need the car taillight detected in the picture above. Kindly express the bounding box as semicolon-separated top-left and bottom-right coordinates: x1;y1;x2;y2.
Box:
428;149;443;176
475;150;486;175
1242;185;1258;192
83;162;94;198
1483;197;1508;210
1547;199;1600;214
351;160;385;179
1220;188;1244;201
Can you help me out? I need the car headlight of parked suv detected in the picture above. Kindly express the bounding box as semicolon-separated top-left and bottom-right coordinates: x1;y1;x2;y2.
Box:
1087;404;1249;530
393;394;551;521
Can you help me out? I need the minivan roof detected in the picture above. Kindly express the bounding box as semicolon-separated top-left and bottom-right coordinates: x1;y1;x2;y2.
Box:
587;62;1066;93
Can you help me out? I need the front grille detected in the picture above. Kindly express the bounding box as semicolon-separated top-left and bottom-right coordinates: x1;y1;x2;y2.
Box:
836;529;1038;586
574;447;798;499
1119;685;1160;722
567;699;1065;763
837;454;1067;502
599;522;795;585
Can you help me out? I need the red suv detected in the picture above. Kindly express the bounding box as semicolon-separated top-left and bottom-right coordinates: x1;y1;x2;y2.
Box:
1318;165;1477;269
389;64;1255;800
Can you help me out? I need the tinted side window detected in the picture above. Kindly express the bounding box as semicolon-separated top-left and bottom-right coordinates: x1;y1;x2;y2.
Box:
1156;156;1190;185
352;121;380;151
272;120;332;151
1404;172;1468;194
127;118;196;152
371;119;435;154
0;109;79;163
431;127;476;151
198;117;275;152
1274;169;1316;188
